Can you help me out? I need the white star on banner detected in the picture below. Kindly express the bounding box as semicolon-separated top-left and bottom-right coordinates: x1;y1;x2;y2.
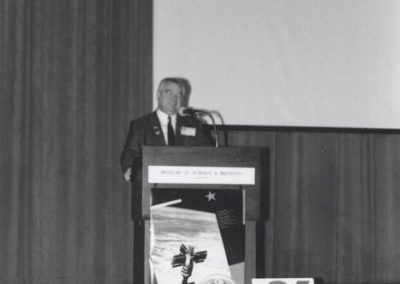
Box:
205;191;216;201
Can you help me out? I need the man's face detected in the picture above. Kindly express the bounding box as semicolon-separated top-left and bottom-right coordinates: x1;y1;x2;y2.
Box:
157;82;184;115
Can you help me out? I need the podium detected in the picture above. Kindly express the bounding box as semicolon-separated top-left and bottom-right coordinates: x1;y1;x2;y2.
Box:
133;146;268;284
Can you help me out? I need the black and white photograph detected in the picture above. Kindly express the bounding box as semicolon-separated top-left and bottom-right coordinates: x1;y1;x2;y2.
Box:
1;1;400;284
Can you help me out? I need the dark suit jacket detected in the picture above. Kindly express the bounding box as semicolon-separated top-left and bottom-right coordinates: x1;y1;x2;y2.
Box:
120;111;214;174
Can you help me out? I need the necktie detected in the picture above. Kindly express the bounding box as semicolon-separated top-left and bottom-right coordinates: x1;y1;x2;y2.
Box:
167;116;175;146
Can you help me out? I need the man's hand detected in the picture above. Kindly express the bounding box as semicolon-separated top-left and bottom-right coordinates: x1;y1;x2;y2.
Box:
124;167;132;182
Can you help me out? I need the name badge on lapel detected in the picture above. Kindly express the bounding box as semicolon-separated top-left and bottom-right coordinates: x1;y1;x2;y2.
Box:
180;126;196;136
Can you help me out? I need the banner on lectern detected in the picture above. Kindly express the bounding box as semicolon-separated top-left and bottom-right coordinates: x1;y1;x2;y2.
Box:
149;188;245;284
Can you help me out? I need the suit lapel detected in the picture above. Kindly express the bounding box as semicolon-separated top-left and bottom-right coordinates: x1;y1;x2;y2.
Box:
148;112;166;145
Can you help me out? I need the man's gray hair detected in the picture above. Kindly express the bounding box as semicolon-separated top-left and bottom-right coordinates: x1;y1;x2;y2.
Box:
157;77;191;98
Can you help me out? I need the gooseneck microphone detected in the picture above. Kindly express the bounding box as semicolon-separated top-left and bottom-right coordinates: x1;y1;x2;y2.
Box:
178;107;207;117
178;107;220;148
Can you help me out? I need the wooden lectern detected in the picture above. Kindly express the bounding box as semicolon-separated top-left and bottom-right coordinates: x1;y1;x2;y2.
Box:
132;146;268;284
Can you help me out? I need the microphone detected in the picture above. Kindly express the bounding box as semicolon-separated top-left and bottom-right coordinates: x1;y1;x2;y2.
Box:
178;107;207;117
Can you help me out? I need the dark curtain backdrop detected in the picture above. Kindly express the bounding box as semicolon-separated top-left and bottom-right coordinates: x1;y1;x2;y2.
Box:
1;0;152;283
2;1;400;284
223;130;400;284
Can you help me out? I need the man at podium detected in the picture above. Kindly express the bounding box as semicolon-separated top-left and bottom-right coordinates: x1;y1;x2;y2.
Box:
120;77;215;284
120;77;214;182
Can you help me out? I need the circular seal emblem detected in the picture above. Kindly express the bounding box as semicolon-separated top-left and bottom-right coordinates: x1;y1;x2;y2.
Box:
199;274;235;284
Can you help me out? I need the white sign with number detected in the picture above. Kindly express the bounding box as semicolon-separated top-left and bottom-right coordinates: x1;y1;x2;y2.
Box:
252;278;314;284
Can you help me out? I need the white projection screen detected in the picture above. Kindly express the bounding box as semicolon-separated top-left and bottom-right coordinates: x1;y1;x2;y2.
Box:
153;0;400;129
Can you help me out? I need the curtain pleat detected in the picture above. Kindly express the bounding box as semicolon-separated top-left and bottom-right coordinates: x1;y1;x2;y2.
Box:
272;133;339;279
336;135;375;284
372;136;400;283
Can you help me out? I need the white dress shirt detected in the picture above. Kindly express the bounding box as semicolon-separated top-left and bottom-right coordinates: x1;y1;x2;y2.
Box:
156;109;177;145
